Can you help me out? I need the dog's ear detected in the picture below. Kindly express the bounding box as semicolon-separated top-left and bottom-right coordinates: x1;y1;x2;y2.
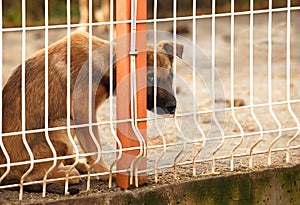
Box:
157;41;184;62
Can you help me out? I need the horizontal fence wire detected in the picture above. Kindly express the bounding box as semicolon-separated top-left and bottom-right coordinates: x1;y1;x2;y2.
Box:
0;0;300;201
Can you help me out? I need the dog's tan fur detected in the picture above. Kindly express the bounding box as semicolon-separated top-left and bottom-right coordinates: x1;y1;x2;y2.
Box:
0;32;183;184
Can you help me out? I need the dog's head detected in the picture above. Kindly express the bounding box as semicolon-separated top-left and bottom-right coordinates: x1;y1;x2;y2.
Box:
146;41;184;115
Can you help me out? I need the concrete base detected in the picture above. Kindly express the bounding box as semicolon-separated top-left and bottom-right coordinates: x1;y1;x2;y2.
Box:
25;164;300;205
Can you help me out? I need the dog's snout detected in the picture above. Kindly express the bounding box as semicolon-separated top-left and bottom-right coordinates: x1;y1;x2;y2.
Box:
166;102;176;114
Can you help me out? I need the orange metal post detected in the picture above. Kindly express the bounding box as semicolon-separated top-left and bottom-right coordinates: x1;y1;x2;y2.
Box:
116;0;147;189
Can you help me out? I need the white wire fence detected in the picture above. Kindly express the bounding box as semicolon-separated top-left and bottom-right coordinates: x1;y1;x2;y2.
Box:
0;0;300;201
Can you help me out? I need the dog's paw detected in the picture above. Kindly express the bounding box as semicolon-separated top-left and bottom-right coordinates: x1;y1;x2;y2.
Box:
76;160;90;173
92;163;112;181
48;165;81;184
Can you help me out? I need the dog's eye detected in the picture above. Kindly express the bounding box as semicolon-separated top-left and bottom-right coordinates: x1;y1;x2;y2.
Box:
147;74;154;83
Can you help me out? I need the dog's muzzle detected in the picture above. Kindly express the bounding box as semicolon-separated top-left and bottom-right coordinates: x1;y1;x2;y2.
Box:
164;100;176;115
147;88;177;115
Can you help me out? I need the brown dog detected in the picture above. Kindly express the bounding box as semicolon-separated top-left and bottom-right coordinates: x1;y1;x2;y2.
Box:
0;32;183;184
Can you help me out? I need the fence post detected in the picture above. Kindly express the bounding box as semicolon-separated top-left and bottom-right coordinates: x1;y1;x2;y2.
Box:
116;0;147;189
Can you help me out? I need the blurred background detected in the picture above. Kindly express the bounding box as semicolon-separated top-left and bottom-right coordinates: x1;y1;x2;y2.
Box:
2;0;300;27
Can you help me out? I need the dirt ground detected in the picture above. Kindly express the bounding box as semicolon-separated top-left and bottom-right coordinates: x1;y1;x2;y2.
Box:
1;10;300;202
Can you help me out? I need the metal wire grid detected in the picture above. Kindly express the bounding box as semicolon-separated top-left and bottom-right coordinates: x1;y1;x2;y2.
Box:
0;0;299;200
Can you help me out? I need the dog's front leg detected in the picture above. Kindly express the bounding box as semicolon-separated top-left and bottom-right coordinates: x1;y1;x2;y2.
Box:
74;123;110;180
72;86;110;180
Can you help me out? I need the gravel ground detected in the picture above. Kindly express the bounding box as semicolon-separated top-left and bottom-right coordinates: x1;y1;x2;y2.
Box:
1;11;300;202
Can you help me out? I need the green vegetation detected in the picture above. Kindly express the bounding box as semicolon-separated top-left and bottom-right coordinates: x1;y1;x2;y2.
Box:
2;0;79;27
2;0;300;27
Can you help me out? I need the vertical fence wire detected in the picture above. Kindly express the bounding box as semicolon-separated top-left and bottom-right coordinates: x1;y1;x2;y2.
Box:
229;0;244;171
152;0;168;184
210;0;225;174
42;0;58;197
266;0;282;166
286;0;300;162
19;0;35;200
128;0;147;187
87;0;93;191
86;0;102;192
248;0;264;168
108;0;122;189
191;0;206;176
172;0;189;180
65;0;80;195
115;0;133;189
0;0;11;185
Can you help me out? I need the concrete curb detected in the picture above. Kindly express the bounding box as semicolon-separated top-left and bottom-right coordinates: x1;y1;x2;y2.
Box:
21;164;300;205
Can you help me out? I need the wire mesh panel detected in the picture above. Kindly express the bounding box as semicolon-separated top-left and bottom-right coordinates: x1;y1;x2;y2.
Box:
0;0;300;201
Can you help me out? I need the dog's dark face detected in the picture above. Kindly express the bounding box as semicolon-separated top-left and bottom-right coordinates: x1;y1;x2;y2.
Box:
146;41;184;115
